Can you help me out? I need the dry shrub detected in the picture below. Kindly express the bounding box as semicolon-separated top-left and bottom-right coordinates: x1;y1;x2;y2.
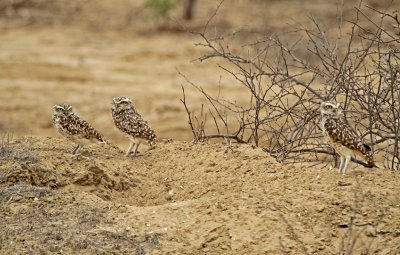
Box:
0;183;52;204
181;1;400;169
0;134;38;164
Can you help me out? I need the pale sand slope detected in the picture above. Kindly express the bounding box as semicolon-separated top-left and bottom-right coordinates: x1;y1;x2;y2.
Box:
0;137;399;254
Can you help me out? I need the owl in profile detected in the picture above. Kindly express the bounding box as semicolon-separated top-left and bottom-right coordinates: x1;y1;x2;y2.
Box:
52;104;108;156
320;101;374;174
111;96;156;156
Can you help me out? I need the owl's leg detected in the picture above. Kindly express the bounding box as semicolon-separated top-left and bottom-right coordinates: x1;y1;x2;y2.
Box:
72;144;82;155
126;139;141;156
132;140;141;156
338;155;344;173
75;145;83;155
70;145;88;159
126;141;135;156
342;154;351;175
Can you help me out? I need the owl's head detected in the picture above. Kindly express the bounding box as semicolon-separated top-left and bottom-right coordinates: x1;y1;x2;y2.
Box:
53;104;73;117
320;101;342;117
112;96;134;112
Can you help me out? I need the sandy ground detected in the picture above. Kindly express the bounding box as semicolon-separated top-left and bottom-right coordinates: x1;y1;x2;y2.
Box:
1;137;400;254
0;0;400;254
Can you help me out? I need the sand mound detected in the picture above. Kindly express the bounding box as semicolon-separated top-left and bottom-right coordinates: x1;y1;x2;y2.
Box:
0;136;399;254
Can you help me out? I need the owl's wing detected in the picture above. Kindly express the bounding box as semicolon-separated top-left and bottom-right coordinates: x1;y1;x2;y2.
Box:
324;118;372;161
120;113;157;142
66;115;107;142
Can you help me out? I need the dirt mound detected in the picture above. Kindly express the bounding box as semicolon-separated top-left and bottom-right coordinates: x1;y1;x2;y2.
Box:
0;136;399;254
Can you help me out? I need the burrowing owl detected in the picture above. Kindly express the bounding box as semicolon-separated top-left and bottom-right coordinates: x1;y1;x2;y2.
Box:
111;96;156;156
320;101;374;174
52;103;108;155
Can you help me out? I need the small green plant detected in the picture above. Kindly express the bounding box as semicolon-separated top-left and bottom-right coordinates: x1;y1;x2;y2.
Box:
144;0;180;22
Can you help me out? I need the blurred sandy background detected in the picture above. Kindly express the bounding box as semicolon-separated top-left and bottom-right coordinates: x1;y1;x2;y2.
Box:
0;0;397;146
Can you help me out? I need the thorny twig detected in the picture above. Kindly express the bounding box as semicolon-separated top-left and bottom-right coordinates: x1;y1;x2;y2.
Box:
181;3;400;169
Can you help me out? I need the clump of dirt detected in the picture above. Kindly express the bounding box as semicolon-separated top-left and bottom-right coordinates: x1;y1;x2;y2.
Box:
0;136;399;254
0;136;39;164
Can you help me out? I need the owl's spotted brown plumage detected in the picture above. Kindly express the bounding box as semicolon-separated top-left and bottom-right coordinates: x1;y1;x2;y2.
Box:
111;96;156;156
52;103;108;155
320;101;374;174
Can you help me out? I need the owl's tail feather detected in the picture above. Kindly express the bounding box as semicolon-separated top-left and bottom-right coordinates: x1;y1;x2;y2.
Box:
363;145;375;168
148;138;157;148
353;143;375;168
